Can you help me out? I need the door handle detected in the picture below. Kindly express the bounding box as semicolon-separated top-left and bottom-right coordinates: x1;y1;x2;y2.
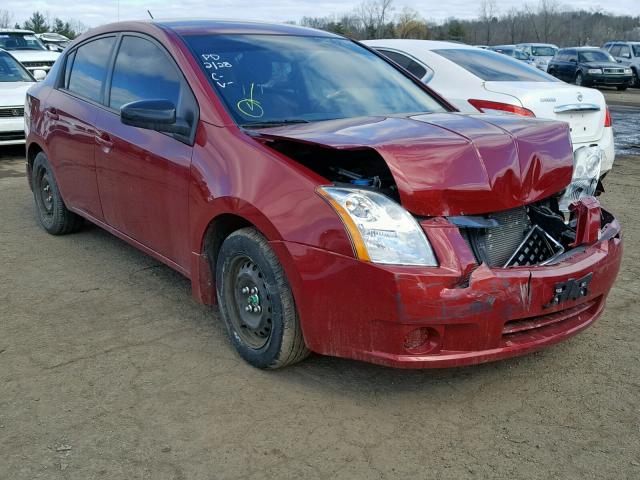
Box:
45;108;59;121
95;133;114;151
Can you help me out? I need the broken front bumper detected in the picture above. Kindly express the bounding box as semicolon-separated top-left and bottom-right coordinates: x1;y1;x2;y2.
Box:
272;208;622;369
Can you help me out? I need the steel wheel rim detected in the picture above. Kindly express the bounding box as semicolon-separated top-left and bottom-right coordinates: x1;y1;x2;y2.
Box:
225;255;273;349
36;167;54;219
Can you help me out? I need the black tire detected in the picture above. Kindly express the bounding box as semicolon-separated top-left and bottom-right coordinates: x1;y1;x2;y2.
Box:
575;72;584;86
31;152;83;235
632;70;639;88
215;227;310;369
617;85;628;91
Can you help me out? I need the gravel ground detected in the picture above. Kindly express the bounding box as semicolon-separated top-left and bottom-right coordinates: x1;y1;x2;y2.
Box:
1;146;639;479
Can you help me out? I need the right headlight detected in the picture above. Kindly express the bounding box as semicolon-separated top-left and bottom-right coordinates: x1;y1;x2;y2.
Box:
317;186;437;266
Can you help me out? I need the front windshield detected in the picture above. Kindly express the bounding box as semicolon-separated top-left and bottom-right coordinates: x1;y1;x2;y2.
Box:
0;52;33;82
0;32;46;51
183;34;445;126
514;50;529;60
579;51;615;63
531;46;556;57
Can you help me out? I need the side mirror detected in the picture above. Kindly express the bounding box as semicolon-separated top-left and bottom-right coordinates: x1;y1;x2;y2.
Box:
33;69;47;81
46;44;59;52
569;58;577;63
120;99;190;136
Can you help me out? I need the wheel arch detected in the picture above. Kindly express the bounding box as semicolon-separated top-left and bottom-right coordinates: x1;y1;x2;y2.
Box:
190;204;284;306
26;141;45;190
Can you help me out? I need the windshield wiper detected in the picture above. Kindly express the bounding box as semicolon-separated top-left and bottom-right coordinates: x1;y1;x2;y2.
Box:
241;119;310;128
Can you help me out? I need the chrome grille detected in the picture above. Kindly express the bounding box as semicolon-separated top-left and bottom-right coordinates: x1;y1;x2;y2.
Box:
22;61;54;69
0;107;24;118
603;68;625;74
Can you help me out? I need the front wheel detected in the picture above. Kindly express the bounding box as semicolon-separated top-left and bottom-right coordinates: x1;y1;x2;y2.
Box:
575;72;584;86
215;228;310;369
617;85;628;91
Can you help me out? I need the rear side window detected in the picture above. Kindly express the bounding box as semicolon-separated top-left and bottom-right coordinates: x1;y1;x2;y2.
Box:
377;49;428;79
433;48;557;82
109;36;182;110
67;37;116;102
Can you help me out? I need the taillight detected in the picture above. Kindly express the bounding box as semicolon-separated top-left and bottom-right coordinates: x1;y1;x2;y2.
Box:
604;107;611;127
468;99;536;117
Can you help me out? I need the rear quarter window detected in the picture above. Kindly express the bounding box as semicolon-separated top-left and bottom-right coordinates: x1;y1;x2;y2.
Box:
376;49;428;79
433;48;558;82
67;36;116;103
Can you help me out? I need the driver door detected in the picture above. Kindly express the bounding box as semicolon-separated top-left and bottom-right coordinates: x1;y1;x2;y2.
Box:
94;34;198;270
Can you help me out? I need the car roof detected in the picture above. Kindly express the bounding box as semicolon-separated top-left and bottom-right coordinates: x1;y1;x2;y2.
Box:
74;19;340;45
107;19;337;37
517;43;557;47
0;28;36;34
363;39;477;50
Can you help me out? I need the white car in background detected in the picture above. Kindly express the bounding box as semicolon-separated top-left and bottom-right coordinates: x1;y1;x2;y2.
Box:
0;29;60;75
364;40;615;178
516;43;559;72
0;49;43;145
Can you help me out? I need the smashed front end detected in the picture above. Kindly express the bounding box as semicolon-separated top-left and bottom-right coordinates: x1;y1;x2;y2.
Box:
254;113;623;368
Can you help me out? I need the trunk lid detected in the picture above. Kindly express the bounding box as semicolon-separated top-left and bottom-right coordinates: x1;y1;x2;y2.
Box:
254;113;573;217
483;81;606;144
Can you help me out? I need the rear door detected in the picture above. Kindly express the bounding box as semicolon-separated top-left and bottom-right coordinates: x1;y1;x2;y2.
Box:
94;33;198;269
45;35;117;219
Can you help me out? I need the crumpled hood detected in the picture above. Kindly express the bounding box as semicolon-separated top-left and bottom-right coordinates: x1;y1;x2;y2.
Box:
254;113;574;216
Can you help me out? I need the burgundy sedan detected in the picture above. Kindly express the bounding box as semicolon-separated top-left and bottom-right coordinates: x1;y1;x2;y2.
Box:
25;20;622;369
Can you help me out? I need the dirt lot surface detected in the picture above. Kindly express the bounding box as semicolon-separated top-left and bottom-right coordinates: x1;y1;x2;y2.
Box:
1;146;639;479
603;87;640;107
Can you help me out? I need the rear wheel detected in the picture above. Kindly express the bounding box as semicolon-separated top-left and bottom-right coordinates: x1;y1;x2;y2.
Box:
31;152;83;235
215;227;310;369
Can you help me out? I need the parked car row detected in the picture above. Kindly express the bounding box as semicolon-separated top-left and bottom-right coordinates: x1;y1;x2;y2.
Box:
365;40;615;177
20;20;622;370
0;29;60;74
547;47;633;90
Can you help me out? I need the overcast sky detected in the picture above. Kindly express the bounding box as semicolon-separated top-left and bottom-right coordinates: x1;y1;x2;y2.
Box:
3;0;640;28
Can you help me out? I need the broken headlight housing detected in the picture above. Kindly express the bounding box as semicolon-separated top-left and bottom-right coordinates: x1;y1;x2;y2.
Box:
558;146;602;212
317;187;437;266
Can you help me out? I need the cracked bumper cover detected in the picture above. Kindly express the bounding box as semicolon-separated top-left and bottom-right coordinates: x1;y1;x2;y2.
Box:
271;210;622;369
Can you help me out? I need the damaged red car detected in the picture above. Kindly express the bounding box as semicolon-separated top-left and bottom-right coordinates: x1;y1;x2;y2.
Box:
25;20;622;369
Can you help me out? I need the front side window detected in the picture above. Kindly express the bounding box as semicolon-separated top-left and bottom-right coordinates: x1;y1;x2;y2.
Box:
183;34;445;125
433;49;557;82
67;37;116;103
578;51;615;63
620;46;631;58
609;45;621;57
109;36;182;110
0;51;33;82
633;45;640;57
0;32;46;51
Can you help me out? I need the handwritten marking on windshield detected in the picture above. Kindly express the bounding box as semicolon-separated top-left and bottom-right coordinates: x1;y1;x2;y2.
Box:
237;83;264;118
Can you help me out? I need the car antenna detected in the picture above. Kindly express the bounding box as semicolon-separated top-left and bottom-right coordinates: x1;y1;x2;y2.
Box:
147;10;154;19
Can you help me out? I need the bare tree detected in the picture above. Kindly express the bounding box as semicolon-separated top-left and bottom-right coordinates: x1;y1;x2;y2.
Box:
0;9;13;28
356;0;395;39
478;0;498;44
394;8;428;39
